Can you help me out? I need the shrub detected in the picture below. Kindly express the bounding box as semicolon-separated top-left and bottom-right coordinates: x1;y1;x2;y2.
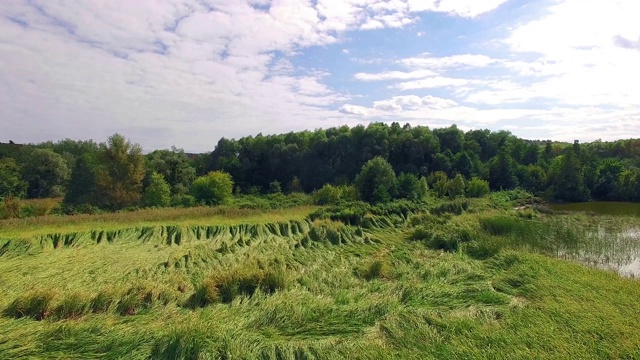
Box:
5;289;57;320
396;173;423;200
430;198;469;215
466;177;490;198
170;194;196;208
269;180;282;194
0;195;21;219
447;174;466;198
355;157;397;203
312;184;342;205
191;171;234;206
142;172;171;207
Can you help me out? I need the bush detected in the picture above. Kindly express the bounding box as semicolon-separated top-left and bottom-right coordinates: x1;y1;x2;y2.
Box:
396;173;423;200
0;195;21;219
430;198;469;215
143;172;171;207
466;177;490;198
312;184;342;205
191;171;234;206
355;157;397;203
170;194;196;208
268;180;282;194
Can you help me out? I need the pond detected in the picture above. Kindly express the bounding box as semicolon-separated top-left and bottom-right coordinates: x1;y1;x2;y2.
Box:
549;201;640;217
540;205;640;277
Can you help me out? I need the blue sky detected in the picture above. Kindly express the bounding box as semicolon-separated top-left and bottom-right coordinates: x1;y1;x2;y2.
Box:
1;0;639;152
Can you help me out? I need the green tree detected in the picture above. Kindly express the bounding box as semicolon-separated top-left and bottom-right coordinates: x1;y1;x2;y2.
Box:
288;176;304;193
551;150;590;202
64;154;98;206
521;164;547;194
0;158;27;199
354;157;397;203
269;180;282;194
396;173;422;200
447;174;466;198
145;148;196;195
466;177;490;198
142;172;171;207
489;147;518;190
191;171;234;205
22;148;71;198
614;170;638;201
95;134;146;210
593;159;624;200
429;171;449;198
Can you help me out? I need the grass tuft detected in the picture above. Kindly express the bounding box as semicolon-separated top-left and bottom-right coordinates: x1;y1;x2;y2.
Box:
4;289;57;320
52;292;92;320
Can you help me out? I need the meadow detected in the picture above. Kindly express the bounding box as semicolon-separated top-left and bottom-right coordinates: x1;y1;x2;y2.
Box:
1;193;639;359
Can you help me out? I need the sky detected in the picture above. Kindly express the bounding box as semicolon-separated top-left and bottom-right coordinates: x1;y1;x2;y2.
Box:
1;0;639;152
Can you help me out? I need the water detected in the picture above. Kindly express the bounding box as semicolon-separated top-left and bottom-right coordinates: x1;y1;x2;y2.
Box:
549;202;640;217
537;203;640;276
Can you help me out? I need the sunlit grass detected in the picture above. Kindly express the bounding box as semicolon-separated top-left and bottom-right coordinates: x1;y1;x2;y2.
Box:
1;197;640;358
0;205;317;238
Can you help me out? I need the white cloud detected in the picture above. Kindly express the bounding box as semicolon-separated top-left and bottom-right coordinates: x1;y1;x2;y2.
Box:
400;54;498;69
406;0;510;18
354;69;438;81
1;0;637;151
339;104;370;115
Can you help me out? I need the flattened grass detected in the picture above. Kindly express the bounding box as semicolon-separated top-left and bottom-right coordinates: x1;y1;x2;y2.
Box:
0;205;317;238
1;198;640;359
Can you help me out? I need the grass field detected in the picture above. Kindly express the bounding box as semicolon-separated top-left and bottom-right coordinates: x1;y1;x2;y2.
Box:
1;196;639;359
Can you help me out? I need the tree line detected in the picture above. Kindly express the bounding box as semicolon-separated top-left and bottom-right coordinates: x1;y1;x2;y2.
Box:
1;123;639;213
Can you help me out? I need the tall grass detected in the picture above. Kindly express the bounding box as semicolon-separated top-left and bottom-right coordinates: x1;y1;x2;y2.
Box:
1;197;640;359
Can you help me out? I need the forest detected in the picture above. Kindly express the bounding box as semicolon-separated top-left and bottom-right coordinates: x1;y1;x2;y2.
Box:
1;122;640;217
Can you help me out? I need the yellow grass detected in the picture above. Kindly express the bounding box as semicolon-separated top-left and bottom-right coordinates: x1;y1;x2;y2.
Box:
0;205;318;239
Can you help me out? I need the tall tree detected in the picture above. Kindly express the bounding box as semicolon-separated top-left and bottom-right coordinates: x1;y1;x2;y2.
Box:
22;148;71;198
0;158;27;198
64;153;98;206
142;172;171;207
355;157;397;203
488;147;518;190
146;148;196;195
95;134;146;210
551;150;590;202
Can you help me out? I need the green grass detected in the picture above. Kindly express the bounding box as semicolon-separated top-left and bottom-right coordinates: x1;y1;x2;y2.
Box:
1;197;639;358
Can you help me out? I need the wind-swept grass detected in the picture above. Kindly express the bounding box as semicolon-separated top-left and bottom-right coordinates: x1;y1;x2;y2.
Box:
1;196;640;359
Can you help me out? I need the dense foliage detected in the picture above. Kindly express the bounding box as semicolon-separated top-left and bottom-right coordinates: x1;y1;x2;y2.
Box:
1;123;639;216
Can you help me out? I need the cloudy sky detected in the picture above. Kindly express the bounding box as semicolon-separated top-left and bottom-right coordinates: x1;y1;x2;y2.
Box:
1;0;639;152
